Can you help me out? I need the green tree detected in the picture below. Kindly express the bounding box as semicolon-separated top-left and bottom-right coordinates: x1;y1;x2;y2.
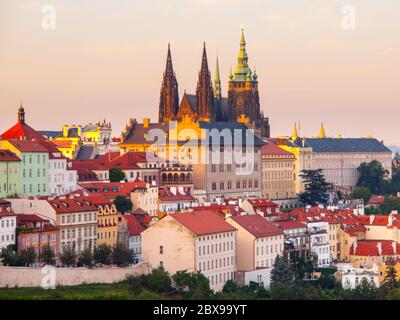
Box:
352;278;378;300
109;168;126;183
317;268;338;290
19;247;37;266
112;243;134;267
114;196;132;213
78;248;94;268
291;255;314;281
59;246;77;267
357;160;388;195
40;245;56;265
351;186;372;203
382;262;399;292
172;270;213;300
380;197;400;214
93;244;112;266
0;245;19;266
146;266;172;293
271;255;294;285
299;169;331;205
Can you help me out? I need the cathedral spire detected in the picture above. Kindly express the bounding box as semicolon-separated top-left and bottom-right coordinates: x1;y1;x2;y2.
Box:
200;42;209;75
232;26;252;82
196;42;214;121
18;100;25;124
159;44;179;122
319;122;327;138
165;43;174;76
214;53;221;102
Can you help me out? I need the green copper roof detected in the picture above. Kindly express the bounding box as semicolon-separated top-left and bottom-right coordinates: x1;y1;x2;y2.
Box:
231;28;257;83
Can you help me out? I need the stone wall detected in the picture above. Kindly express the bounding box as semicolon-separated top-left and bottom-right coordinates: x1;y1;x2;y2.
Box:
0;262;151;288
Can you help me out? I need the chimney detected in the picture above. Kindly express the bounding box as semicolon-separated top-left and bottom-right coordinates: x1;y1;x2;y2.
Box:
377;242;382;256
370;215;375;225
143;118;150;129
392;242;397;255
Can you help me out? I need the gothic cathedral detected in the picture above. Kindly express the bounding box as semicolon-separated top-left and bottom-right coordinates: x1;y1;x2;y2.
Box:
158;28;270;138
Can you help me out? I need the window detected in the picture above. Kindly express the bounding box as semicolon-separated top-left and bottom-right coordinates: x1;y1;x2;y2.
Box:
159;245;164;254
211;182;217;191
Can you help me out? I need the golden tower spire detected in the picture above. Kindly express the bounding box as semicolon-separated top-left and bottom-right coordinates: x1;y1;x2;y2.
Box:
291;122;298;141
319;122;327;138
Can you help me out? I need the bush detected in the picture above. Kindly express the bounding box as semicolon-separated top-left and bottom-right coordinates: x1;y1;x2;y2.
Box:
126;275;143;295
146;267;171;293
172;270;213;300
351;187;372;203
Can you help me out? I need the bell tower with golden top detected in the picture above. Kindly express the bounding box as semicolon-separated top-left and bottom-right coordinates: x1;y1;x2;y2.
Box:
227;27;270;137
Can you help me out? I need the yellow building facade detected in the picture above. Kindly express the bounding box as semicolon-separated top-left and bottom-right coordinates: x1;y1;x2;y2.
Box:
97;203;119;247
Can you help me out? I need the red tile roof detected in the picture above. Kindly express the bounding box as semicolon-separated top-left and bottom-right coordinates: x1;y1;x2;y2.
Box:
1;122;46;142
261;142;295;157
0;201;16;217
0;149;20;161
350;240;400;256
159;188;195;202
359;215;388;226
70;151;159;172
47;195;111;213
124;214;146;236
16;214;49;224
170;210;237;236
6;139;49;153
368;196;385;205
230;214;284;238
276;220;307;230
79;181;147;198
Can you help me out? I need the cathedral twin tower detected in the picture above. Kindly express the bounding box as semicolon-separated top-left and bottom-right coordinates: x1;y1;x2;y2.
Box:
158;29;270;138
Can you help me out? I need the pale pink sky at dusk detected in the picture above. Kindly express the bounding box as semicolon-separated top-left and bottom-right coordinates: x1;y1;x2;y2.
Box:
0;0;399;145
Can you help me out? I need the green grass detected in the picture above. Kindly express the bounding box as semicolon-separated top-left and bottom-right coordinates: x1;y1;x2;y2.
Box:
0;282;180;300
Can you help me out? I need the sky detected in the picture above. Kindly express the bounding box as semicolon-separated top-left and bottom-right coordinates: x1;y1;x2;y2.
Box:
0;0;399;145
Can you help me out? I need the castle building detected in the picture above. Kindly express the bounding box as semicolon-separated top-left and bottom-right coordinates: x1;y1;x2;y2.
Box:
156;28;270;138
260;142;297;207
